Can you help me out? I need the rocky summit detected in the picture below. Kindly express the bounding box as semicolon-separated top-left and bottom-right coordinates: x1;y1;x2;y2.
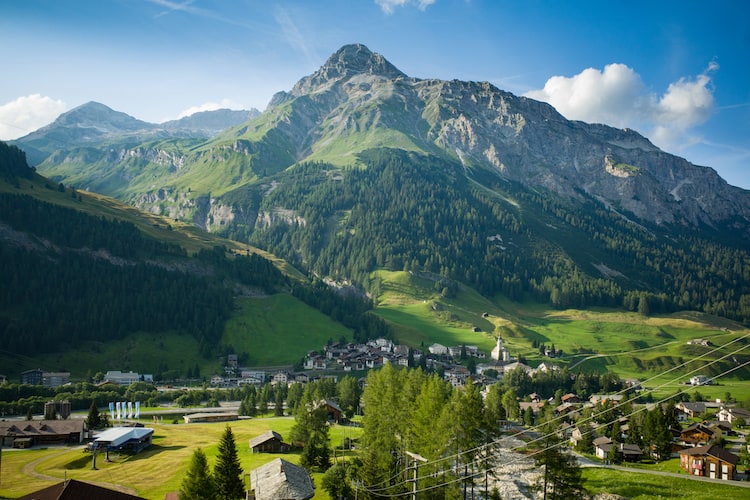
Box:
7;43;750;323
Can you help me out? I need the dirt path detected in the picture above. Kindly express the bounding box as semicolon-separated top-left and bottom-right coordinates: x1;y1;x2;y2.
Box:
20;448;141;497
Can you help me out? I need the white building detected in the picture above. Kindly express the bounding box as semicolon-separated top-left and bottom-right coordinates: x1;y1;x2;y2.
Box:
491;337;510;362
429;343;448;355
104;371;140;385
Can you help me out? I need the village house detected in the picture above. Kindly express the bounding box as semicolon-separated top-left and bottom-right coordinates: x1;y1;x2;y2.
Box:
593;437;642;462
0;420;85;448
679;444;739;480
272;371;290;385
249;430;291;454
561;393;581;404
250;458;314;500
675;401;706;421
428;343;448;356
680;423;717;447
690;375;712;386
717;406;750;426
589;394;624;406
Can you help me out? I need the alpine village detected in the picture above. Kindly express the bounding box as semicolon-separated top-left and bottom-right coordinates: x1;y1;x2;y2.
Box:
2;44;750;500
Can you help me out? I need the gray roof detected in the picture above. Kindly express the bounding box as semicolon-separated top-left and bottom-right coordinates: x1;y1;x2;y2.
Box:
249;430;284;449
251;458;315;500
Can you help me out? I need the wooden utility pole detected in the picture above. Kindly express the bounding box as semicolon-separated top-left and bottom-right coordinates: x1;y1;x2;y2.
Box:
405;451;428;500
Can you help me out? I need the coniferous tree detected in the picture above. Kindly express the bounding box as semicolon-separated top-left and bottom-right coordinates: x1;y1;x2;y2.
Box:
213;426;244;499
180;448;215;499
85;400;103;430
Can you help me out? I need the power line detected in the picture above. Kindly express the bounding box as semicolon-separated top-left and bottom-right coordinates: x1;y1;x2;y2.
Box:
356;333;750;497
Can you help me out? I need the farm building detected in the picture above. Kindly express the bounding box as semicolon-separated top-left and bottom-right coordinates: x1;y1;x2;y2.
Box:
250;458;314;500
0;419;85;448
250;430;291;453
182;412;238;423
17;479;146;500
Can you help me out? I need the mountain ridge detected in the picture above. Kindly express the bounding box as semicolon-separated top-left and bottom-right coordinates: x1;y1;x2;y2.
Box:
14;44;750;324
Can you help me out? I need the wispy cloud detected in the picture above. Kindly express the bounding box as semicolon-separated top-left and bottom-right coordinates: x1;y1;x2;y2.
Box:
145;0;255;29
275;7;318;65
525;62;719;152
375;0;436;15
0;94;67;140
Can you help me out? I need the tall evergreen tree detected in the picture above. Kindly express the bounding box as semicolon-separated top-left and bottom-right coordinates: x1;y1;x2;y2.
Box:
213;426;244;500
291;386;332;471
85;400;103;430
180;448;215;500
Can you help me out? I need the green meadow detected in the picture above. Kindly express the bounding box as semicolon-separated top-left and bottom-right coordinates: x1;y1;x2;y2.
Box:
0;416;361;500
371;270;750;401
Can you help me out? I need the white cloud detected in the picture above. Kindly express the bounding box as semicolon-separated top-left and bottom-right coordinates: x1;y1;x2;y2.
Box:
176;99;243;119
0;94;68;140
524;63;718;152
375;0;436;15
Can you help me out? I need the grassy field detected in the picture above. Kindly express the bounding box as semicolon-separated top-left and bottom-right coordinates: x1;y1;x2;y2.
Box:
4;416;749;500
0;416;362;500
371;270;750;402
582;467;750;500
223;295;354;367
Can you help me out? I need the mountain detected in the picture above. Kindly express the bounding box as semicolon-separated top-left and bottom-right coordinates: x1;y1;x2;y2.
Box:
0;143;391;377
161;108;260;136
13;102;258;166
26;44;750;324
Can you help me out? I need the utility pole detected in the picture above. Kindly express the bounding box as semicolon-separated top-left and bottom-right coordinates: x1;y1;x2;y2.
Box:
405;451;427;500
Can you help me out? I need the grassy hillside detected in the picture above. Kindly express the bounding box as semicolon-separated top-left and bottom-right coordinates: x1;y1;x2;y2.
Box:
371;270;750;401
3;164;748;401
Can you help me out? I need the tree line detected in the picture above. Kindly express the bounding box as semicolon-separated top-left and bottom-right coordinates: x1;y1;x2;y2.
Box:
217;148;749;324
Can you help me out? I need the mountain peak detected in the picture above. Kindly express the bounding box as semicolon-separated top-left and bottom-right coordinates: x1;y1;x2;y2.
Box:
291;43;406;95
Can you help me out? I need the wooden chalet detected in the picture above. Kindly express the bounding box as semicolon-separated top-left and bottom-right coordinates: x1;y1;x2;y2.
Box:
0;419;85;448
675;401;706;421
250;430;291;454
680;422;717;446
17;479;146;500
250;458;315;500
679;444;739;480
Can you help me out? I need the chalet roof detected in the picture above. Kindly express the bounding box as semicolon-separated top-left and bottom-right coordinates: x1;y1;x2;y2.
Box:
682;423;714;435
323;399;343;413
17;479;146;500
251;458;315;500
678;401;706;412
593;436;611;447
0;419;84;437
728;407;750;418
679;444;739;465
250;430;284;449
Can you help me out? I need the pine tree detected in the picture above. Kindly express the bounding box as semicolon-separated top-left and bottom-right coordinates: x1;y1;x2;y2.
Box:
180;448;215;499
85;400;103;429
213;426;244;499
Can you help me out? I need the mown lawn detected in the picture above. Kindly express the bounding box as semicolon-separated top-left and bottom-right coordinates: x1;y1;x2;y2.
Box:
582;467;750;500
0;417;363;500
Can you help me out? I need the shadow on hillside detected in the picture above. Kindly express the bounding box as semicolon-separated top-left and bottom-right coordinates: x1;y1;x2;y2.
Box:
123;444;185;462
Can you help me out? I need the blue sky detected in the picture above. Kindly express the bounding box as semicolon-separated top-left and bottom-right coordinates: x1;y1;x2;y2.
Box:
1;0;748;189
